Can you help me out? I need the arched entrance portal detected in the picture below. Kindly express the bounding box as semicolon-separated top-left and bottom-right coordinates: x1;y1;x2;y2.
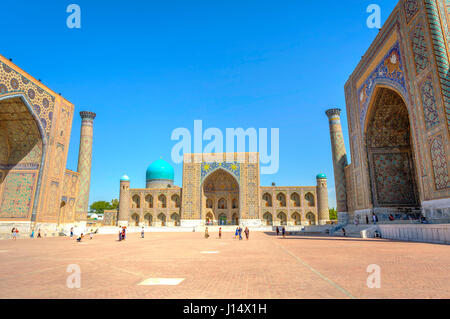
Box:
0;96;44;220
131;213;139;226
202;169;239;225
366;88;419;211
263;212;273;226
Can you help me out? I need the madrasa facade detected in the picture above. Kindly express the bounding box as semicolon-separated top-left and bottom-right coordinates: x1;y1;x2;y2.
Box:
0;55;96;237
326;0;450;223
113;153;330;227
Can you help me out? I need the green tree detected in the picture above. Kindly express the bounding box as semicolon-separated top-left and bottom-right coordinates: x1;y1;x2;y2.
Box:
329;207;337;220
89;201;113;215
110;199;119;209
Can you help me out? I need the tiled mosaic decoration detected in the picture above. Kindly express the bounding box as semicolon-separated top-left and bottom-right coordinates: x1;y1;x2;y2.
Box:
424;0;450;128
0;62;55;136
404;0;420;23
367;88;417;206
371;152;417;205
420;75;440;130
0;172;36;218
201;162;240;183
358;43;406;131
410;22;430;74
367;89;411;148
430;136;450;190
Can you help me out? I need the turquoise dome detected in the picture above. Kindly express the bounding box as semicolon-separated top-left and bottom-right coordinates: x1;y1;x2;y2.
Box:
120;174;130;182
146;159;174;181
316;173;327;179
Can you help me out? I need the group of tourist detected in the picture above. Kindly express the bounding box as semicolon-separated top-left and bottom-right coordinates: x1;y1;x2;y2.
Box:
10;227;43;239
71;227;95;242
233;226;250;240
275;226;286;238
203;226;251;240
118;226;127;241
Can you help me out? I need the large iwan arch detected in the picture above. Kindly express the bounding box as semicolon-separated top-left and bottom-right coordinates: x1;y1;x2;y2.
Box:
365;87;419;210
201;168;240;225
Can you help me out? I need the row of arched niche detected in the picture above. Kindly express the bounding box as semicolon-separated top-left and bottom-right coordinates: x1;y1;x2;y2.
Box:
131;194;180;209
130;192;315;209
262;192;315;207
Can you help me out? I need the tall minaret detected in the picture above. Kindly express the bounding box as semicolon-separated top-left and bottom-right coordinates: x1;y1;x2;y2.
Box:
325;109;348;221
118;175;130;227
75;111;96;223
316;173;330;225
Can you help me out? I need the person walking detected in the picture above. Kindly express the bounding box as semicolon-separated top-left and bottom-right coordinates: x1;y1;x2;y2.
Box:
122;227;126;240
70;227;74;238
219;227;222;239
11;228;16;240
141;226;145;239
89;229;93;240
30;229;35;238
244;227;249;240
365;215;369;225
235;227;239;239
118;226;122;241
238;227;243;240
205;227;210;239
37;229;41;238
282;226;286;238
342;228;346;237
372;213;378;225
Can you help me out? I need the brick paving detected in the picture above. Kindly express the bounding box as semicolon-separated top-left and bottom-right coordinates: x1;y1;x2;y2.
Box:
0;231;449;299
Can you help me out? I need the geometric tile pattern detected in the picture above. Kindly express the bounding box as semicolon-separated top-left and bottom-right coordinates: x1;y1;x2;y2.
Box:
371;152;417;205
203;168;239;192
410;22;430;74
367;89;411;148
420;75;440;130
404;0;420;23
437;0;450;53
0;62;55;136
0;97;43;169
424;0;450;128
430;136;449;190
45;181;60;220
201;162;240;183
0;172;36;218
358;43;406;131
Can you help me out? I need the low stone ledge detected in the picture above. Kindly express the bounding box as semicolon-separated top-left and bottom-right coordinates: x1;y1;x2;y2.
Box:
378;224;450;245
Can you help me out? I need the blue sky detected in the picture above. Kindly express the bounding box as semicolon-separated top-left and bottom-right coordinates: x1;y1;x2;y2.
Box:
0;0;398;208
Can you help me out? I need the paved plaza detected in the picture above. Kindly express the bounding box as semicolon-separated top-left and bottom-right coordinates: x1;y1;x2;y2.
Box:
0;231;449;299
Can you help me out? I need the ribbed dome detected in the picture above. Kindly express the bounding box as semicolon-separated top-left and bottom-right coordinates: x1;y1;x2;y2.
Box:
120;174;130;182
316;173;327;179
146;159;174;181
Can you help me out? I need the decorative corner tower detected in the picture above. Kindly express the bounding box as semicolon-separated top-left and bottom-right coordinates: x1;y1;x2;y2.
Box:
118;175;130;226
325;108;348;222
316;173;330;225
75;111;96;224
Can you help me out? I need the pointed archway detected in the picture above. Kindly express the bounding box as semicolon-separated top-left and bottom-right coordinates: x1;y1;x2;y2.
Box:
365;87;419;210
201;168;239;225
0;95;46;221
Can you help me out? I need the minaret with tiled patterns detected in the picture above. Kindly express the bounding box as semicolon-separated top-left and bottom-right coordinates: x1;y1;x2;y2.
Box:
325;108;348;218
75;111;96;222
